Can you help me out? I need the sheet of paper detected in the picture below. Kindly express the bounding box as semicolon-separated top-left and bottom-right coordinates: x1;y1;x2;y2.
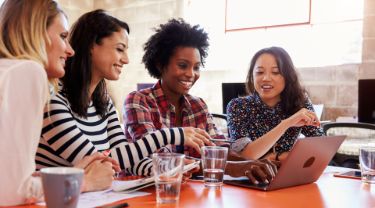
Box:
112;179;154;193
77;189;150;208
37;181;151;208
312;104;324;120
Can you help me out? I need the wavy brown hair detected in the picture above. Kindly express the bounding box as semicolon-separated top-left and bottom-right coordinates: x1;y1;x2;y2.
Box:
246;46;306;116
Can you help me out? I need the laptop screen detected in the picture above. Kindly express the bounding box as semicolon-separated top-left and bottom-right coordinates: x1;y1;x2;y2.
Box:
358;79;375;124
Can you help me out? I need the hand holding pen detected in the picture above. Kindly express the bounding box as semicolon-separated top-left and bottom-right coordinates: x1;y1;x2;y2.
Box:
182;127;215;153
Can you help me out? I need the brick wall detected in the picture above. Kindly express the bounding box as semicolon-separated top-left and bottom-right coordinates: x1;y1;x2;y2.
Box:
58;0;373;122
361;0;375;78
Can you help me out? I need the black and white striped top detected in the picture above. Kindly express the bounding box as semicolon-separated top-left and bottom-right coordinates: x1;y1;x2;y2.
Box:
36;91;185;176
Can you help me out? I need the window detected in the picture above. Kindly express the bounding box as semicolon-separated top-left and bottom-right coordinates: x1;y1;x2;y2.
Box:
184;0;363;69
226;0;311;31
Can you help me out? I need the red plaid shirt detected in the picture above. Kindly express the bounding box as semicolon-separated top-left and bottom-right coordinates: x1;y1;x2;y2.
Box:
123;81;225;157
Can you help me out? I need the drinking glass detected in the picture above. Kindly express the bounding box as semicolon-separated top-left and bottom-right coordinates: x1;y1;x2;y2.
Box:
201;146;228;188
152;153;185;204
359;146;375;184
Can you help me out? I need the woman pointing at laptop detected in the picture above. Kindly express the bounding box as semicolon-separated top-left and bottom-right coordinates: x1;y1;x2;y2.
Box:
227;47;324;161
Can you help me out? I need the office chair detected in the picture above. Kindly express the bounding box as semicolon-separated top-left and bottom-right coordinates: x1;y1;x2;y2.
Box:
137;83;154;90
322;122;375;168
358;79;375;123
222;83;247;114
211;113;229;139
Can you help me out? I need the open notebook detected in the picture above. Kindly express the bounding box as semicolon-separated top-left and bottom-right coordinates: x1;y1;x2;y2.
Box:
112;160;200;193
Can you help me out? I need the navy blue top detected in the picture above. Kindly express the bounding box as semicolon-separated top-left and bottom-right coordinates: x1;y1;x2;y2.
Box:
226;93;324;154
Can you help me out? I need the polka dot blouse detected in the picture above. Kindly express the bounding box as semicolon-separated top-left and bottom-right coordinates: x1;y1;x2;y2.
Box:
226;93;324;154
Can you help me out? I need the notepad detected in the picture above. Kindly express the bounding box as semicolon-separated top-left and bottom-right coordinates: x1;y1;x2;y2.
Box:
112;160;200;193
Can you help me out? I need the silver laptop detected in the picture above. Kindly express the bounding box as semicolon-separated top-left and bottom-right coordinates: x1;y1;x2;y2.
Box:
224;135;346;191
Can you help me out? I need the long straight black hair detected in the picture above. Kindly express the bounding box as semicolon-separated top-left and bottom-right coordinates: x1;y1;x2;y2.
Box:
62;9;129;118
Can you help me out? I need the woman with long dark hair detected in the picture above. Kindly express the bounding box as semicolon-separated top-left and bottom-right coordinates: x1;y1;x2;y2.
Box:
227;46;324;160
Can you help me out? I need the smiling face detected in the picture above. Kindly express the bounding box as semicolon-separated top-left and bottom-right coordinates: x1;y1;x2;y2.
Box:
253;53;285;107
90;29;129;84
160;47;201;101
45;13;75;78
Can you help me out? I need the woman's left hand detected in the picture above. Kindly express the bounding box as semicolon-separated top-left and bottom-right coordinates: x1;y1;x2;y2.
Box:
286;108;320;128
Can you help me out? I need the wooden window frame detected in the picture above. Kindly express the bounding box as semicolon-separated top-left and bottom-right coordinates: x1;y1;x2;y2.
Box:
225;0;312;32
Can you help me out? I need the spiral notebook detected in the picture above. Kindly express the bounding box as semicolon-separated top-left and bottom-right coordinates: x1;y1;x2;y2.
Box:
112;160;200;193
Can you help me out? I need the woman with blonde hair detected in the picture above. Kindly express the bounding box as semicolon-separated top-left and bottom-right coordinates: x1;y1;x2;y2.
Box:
0;0;118;205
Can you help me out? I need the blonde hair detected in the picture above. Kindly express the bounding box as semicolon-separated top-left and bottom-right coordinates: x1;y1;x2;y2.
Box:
0;0;63;72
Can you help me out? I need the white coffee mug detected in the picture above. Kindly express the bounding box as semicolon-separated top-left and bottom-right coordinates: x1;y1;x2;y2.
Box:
41;167;84;208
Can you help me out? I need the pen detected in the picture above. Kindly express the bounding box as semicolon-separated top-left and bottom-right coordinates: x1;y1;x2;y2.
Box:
210;138;235;144
185;155;201;161
114;169;127;179
102;202;129;208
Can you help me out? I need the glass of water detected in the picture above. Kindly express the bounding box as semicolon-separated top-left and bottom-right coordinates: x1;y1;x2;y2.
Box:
359;146;375;184
201;146;228;188
152;153;185;204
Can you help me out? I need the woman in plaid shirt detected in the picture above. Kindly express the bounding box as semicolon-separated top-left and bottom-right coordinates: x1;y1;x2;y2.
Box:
123;19;225;158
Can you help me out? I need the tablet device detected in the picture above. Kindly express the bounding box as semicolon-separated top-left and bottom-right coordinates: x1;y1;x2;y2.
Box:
334;170;361;180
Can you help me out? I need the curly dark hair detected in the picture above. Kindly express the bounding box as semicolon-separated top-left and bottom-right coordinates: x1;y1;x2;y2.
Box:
62;9;129;118
245;46;306;116
142;18;209;78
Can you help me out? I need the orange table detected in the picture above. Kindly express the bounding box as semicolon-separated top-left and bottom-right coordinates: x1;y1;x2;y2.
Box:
13;167;375;208
106;167;375;208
